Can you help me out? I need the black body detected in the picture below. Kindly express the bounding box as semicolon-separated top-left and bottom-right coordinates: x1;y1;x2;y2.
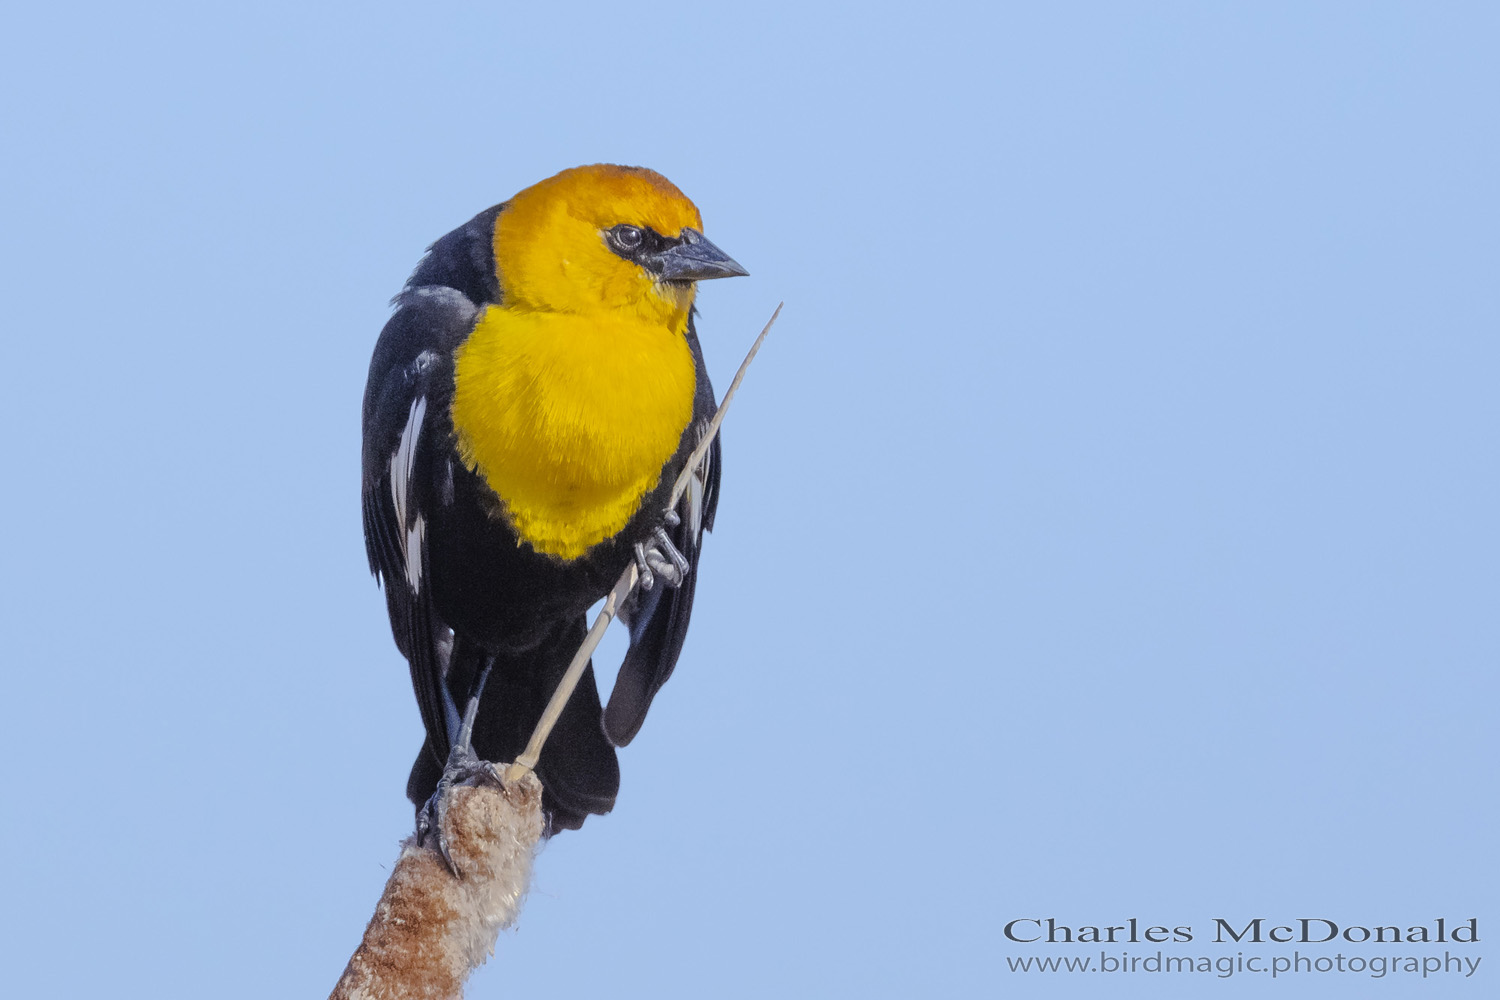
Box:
362;206;721;831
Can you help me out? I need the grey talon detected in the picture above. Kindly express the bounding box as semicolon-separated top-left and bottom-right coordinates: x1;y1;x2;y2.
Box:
420;658;498;877
653;526;691;579
421;745;497;877
633;541;657;591
633;526;689;591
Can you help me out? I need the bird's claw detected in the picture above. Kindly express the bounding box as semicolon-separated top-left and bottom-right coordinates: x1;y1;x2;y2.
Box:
634;525;690;592
417;743;499;877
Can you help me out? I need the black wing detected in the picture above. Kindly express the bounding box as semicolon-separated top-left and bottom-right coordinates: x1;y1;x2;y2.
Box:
604;320;723;746
362;284;478;762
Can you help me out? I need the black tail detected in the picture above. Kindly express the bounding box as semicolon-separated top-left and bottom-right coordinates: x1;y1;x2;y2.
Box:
407;618;620;833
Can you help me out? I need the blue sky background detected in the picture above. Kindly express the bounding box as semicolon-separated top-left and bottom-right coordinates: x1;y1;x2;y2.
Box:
1;3;1495;997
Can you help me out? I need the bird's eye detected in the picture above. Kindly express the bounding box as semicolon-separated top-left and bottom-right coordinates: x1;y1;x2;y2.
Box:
613;225;644;250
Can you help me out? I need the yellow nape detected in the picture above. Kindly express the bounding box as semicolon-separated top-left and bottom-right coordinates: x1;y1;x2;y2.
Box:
452;307;696;559
451;164;710;559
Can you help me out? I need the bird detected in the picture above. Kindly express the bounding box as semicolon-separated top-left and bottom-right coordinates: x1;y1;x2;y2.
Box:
361;164;746;840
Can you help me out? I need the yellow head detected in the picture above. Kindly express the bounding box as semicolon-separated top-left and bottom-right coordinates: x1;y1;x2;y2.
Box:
492;164;746;328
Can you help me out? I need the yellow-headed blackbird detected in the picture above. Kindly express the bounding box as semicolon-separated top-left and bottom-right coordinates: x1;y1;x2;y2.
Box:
362;165;745;835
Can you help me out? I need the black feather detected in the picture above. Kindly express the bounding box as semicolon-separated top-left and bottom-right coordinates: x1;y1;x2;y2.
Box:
365;206;724;832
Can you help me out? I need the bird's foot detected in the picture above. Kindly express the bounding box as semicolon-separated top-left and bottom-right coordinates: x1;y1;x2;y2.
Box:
634;520;690;591
417;742;499;876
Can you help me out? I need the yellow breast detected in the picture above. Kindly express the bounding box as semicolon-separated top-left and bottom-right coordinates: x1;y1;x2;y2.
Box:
450;306;697;561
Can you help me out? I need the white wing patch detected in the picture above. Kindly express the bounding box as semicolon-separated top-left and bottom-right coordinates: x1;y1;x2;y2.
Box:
686;418;712;538
390;395;428;592
405;516;426;591
687;463;705;538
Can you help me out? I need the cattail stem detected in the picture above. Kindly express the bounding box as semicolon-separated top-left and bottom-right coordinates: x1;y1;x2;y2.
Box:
330;770;544;1000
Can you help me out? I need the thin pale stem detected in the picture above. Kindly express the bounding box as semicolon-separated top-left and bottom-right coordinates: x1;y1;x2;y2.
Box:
501;566;638;784
501;303;782;785
667;302;781;509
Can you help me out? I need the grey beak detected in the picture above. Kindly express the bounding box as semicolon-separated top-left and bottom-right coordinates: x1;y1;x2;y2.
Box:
651;227;749;282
